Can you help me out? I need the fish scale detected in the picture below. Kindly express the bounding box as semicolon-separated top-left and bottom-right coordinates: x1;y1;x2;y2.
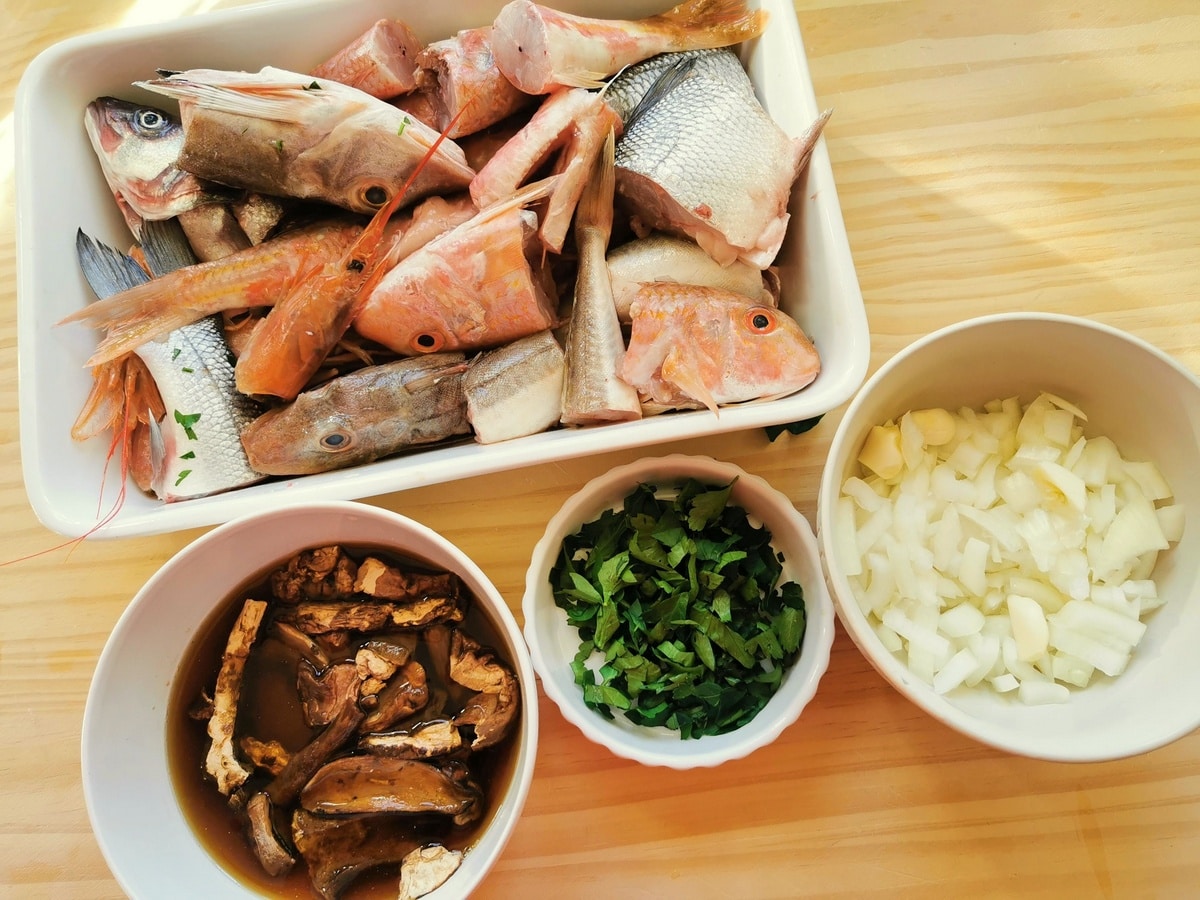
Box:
612;48;805;268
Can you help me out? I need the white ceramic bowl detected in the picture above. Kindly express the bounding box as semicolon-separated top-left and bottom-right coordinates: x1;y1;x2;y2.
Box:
82;500;538;898
817;312;1200;762
14;0;868;540
523;454;835;768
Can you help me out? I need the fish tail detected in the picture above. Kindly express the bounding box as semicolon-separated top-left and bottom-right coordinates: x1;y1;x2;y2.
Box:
573;128;615;243
659;0;769;48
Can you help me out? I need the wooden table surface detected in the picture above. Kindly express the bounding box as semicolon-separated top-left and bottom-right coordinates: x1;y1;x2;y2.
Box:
2;1;1198;897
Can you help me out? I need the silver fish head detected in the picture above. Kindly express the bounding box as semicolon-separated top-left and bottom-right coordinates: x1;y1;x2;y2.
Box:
83;96;233;222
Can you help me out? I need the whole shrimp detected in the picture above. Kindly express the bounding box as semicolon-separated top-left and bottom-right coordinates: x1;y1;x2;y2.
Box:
233;110;471;401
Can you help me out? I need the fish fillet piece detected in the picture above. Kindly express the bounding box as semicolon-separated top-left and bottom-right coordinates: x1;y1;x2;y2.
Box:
621;283;820;413
240;353;470;476
560;130;642;425
612;49;828;268
606;232;777;321
355;180;560;356
464;330;565;443
469;87;598;209
138;66;474;215
310;19;422;100
490;0;768;94
540;97;624;254
415;27;536;138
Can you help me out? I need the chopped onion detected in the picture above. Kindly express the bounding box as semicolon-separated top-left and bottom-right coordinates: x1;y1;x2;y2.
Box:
842;392;1181;704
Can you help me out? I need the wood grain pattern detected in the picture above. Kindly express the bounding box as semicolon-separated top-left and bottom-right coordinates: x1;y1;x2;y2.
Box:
1;1;1198;897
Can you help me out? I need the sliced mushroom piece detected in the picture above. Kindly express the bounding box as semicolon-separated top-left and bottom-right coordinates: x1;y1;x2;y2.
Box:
300;756;483;825
354;557;461;602
448;629;520;750
205;598;268;795
424;624;453;687
360;659;430;733
266;662;365;809
455;688;518;751
398;845;463;900
293;810;428;900
298;659;362;728
270;545;359;603
240;736;291;776
359;720;463;760
270;619;332;669
275;595;462;635
356;637;417;699
245;792;296;878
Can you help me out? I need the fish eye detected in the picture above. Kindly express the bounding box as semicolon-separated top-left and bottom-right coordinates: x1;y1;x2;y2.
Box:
411;332;445;353
745;308;778;334
362;185;389;207
319;429;354;452
135;109;166;132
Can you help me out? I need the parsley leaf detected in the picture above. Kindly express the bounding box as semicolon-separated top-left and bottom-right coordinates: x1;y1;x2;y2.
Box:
549;477;807;740
174;410;201;440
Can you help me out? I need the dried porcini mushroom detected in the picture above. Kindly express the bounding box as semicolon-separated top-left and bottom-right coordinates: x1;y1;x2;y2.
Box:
449;629;520;749
300;756;483;825
187;544;520;899
354;556;460;601
360;659;430;733
270;545;358;603
358;720;463;760
398;845;463;900
240;736;291;776
246;792;296;877
274;594;462;635
205;598;268;795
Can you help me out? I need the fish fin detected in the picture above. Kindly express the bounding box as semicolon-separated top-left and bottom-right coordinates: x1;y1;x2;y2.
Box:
147;411;167;499
573;128;615;239
794;108;834;172
661;351;720;416
136;69;337;124
139;218;200;277
660;0;769;47
75;229;151;298
622;57;698;132
474;174;563;221
402;360;470;394
552;70;610;91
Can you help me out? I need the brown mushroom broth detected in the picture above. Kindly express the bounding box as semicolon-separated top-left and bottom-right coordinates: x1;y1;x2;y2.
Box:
166;544;521;899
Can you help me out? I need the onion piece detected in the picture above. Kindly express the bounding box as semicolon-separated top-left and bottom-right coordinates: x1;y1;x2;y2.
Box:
841;392;1181;704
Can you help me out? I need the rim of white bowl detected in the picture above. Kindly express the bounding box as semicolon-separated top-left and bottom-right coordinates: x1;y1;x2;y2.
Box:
82;499;537;898
523;454;835;769
817;311;1200;761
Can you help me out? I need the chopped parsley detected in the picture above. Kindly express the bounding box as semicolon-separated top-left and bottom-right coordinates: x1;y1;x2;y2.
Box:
304;80;322;90
174;410;201;441
397;115;411;137
171;347;181;361
549;477;806;740
271;139;284;153
765;415;824;441
174;469;192;487
181;366;194;374
179;451;196;460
